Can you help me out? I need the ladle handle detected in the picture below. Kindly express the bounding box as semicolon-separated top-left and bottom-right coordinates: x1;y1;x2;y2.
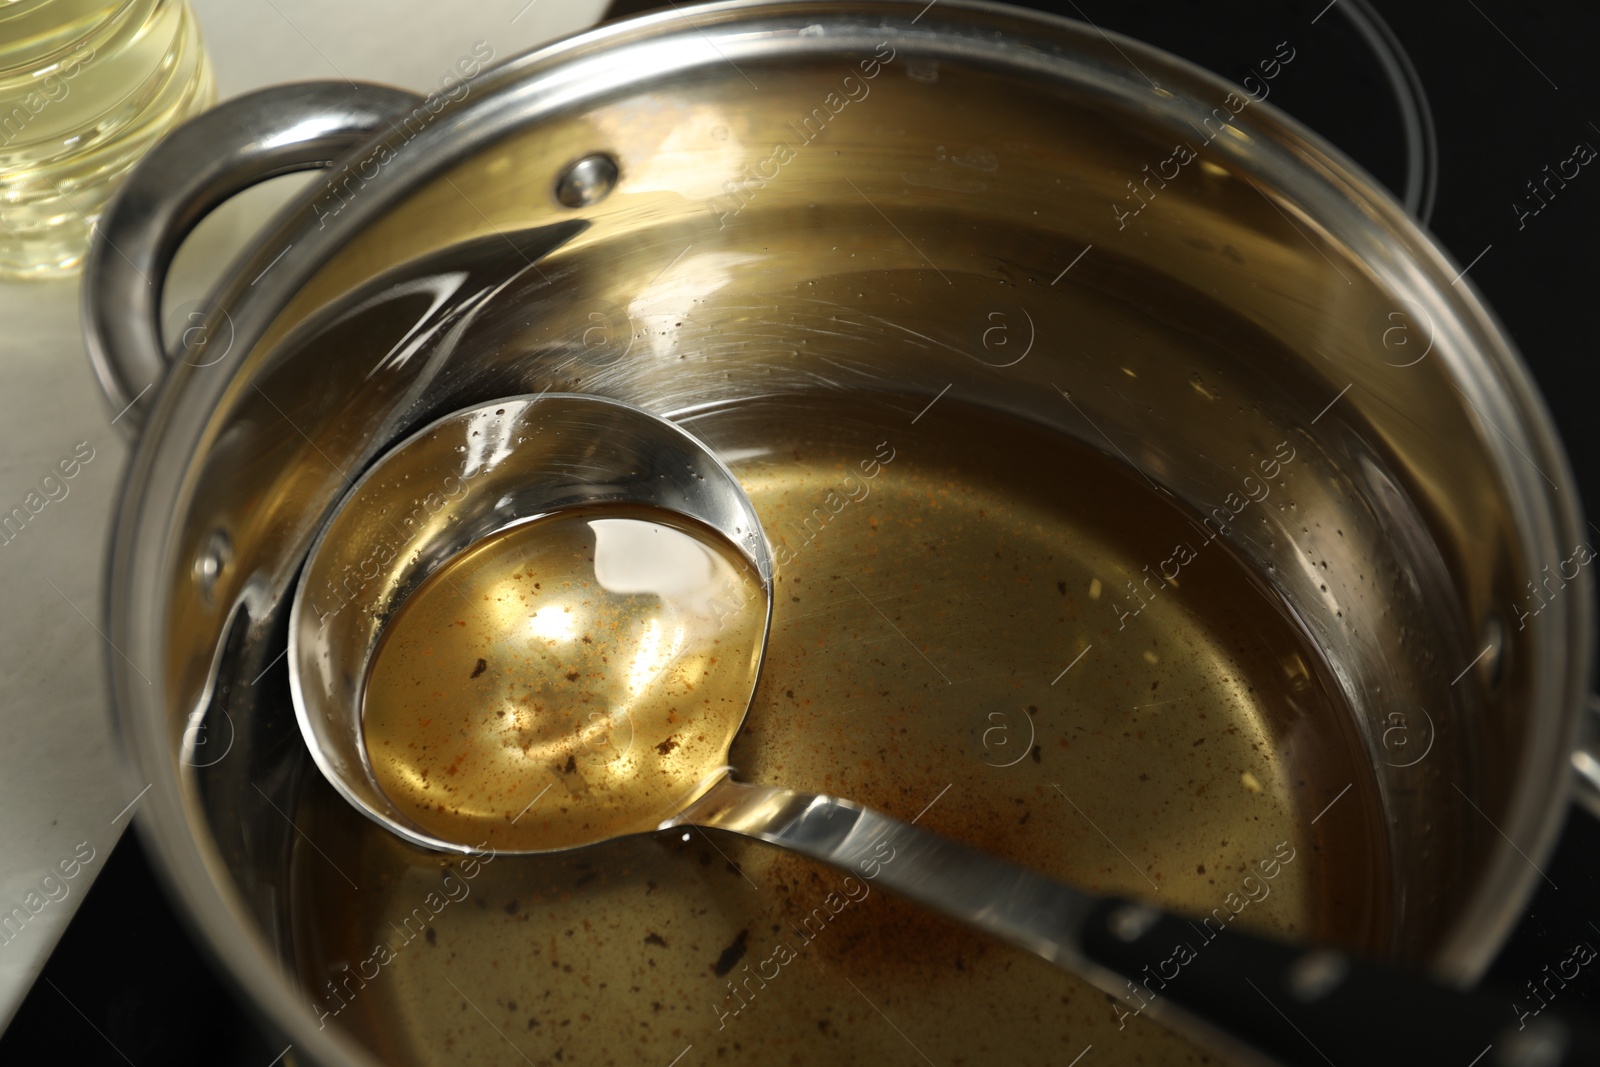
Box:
675;777;1600;1067
82;80;420;432
1078;898;1600;1067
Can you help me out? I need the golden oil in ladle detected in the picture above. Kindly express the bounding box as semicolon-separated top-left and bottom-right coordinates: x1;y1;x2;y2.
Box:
360;504;767;853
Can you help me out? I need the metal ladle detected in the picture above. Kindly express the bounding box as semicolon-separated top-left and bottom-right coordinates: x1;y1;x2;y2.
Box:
288;394;1593;1067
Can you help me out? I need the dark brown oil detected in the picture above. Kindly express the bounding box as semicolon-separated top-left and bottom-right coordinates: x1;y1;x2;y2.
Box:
362;507;767;853
289;390;1388;1067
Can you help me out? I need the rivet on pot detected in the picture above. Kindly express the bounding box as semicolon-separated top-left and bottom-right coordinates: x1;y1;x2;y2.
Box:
194;528;232;603
555;153;619;208
1286;950;1348;1002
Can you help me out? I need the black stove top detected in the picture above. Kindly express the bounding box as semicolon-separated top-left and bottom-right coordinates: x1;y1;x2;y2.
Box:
7;1;1596;1062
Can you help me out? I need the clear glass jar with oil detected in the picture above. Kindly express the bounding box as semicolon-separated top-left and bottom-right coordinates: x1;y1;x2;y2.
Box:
0;0;213;279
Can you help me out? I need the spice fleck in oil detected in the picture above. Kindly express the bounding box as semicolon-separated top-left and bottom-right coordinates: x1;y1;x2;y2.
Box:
361;505;767;853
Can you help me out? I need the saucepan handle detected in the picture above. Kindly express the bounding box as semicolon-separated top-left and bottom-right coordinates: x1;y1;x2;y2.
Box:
82;80;421;432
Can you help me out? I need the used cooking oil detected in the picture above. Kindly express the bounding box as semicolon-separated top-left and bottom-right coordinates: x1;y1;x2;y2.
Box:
0;0;213;277
362;506;767;853
290;390;1388;1067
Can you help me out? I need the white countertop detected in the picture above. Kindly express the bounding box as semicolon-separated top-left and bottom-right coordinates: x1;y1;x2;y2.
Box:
0;0;609;1031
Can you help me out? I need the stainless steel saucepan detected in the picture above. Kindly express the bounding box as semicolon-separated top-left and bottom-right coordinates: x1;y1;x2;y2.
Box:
82;2;1598;1065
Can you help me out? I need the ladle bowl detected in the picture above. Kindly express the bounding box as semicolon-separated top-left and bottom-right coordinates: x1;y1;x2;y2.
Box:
289;392;773;853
